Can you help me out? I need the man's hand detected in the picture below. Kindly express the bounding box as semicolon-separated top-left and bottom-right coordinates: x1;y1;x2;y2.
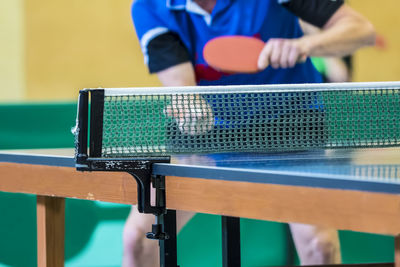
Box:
157;62;214;135
164;94;215;135
258;38;309;70
258;5;376;71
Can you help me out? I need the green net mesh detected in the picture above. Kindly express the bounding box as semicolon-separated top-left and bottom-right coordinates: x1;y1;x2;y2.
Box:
100;86;400;157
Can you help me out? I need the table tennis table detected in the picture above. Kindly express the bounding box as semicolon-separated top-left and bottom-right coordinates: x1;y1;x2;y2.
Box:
1;147;400;267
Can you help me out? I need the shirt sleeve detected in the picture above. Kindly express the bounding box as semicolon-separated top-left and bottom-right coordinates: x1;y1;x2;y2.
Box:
131;1;191;73
279;0;344;28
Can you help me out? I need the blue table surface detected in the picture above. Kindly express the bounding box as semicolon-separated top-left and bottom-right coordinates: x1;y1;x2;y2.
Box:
151;148;400;194
1;147;399;194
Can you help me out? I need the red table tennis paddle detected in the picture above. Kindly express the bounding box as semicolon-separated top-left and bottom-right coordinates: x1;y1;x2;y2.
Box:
203;35;265;74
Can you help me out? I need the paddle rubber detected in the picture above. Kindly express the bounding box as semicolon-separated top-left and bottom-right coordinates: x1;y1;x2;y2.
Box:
203;36;265;74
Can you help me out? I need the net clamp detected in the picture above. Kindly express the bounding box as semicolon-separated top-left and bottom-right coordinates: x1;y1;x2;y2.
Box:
81;158;171;241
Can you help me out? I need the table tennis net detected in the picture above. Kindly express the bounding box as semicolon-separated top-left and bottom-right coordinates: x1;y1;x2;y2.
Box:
90;83;400;157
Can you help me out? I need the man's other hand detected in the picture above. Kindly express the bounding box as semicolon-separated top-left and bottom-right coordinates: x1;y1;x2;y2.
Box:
164;95;215;135
258;38;309;70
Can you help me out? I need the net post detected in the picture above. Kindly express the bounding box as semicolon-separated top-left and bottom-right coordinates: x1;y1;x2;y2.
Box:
75;89;89;169
89;89;105;158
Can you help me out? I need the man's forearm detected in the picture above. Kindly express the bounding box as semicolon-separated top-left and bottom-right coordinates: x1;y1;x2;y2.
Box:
258;5;375;70
300;5;376;58
157;62;197;87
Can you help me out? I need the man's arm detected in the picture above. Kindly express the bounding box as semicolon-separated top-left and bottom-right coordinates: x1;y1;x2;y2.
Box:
258;4;376;69
157;62;215;135
302;5;376;57
156;62;196;86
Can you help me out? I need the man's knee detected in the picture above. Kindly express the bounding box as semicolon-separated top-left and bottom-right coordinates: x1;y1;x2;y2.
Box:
123;223;148;257
309;232;340;262
123;208;156;258
290;223;341;264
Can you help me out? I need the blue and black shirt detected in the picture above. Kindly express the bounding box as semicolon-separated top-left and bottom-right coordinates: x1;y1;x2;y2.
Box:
131;0;344;85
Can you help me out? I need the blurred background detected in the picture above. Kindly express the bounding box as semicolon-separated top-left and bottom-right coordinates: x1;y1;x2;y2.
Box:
0;0;399;266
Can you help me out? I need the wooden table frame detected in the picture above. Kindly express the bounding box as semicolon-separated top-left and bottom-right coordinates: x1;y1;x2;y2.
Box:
1;162;400;267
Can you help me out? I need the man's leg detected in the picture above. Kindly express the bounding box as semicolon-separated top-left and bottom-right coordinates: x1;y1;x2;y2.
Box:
123;206;195;267
289;223;341;265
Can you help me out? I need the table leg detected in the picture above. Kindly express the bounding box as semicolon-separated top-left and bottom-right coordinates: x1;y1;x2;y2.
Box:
159;209;178;267
221;216;241;267
37;196;65;267
395;235;400;267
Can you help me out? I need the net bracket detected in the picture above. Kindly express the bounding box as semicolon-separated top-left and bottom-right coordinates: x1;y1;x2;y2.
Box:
78;158;179;266
81;157;169;213
79;157;171;229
